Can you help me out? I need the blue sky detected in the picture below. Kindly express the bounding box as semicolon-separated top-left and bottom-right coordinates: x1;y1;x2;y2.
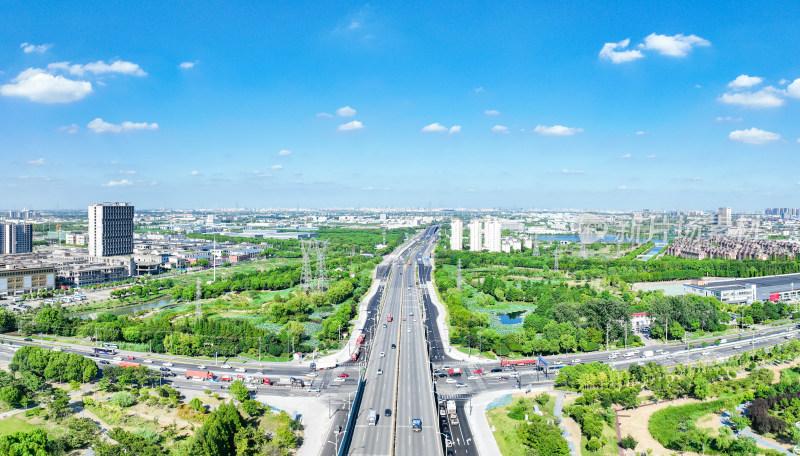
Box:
2;1;799;210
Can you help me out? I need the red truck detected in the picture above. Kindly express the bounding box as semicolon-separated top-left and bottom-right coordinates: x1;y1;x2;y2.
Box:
220;375;232;382
118;361;140;368
448;368;463;376
350;345;362;362
356;333;365;345
500;358;537;367
185;370;214;380
263;378;272;386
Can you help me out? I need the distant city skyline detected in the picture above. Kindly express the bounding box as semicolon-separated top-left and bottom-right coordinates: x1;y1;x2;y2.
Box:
2;2;799;209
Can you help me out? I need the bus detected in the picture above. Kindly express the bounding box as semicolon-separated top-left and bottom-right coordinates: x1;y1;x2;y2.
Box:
102;343;119;349
94;347;116;355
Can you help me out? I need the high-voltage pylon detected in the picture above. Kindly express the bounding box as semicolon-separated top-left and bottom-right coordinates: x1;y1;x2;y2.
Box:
532;234;540;256
195;277;202;321
554;246;559;271
300;240;313;292
457;258;463;291
315;240;329;292
579;243;587;259
382;228;386;246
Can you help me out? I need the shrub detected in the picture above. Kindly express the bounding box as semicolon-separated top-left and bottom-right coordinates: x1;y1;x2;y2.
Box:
241;399;263;417
535;392;550;406
111;392;136;408
586;437;602;451
620;435;637;449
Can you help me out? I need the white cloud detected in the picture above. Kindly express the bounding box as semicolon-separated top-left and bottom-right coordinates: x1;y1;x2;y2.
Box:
103;179;133;187
617;185;628;190
271;164;283;170
421;123;447;133
561;169;585;174
635;131;646;135
338;120;363;131
179;61;198;69
787;78;800;98
118;170;136;175
484;110;500;116
533;125;583;136
336;106;356;117
252;171;272;178
0;68;93;103
449;125;461;135
362;186;374;191
797;138;800;144
645;154;656;159
190;171;200;176
729;127;781;145
638;33;710;57
599;38;644;64
728;74;763;89
491;125;509;134
474;87;483;93
718;89;785;108
620;153;632;159
279;149;292;156
57;124;80;134
87;118;158;133
316;112;334;118
48;60;146;77
20;42;51;53
27;158;46;165
715;116;742;122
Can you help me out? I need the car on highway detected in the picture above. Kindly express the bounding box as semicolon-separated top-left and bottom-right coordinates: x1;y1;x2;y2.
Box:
377;369;383;375
407;329;411;333
446;378;457;383
337;373;349;378
490;368;502;373
113;356;122;361
473;369;483;374
734;345;742;349
306;372;317;377
391;344;396;349
334;377;346;382
666;354;675;359
701;351;710;356
385;408;392;417
467;375;478;380
383;323;387;328
510;372;519;378
456;382;468;388
308;387;321;393
98;360;110;364
52;347;62;352
143;359;153;363
380;352;385;357
198;364;206;369
571;359;581;364
163;362;173;367
126;356;135;360
402;317;406;321
235;368;246;373
159;367;170;371
221;364;231;369
498;376;509;381
608;354;617;359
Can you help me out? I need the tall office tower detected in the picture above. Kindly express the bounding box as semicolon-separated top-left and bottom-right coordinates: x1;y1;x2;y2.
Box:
0;223;34;254
450;219;463;251
484;219;502;252
469;219;483;251
88;202;134;257
716;207;732;226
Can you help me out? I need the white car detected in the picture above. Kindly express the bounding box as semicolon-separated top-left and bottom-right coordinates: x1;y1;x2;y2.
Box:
446;378;457;383
198;364;206;369
380;352;385;358
306;372;317;377
377;369;383;375
143;359;153;364
571;359;581;364
666;354;675;359
52;347;62;352
235;367;246;373
407;329;411;333
734;345;742;349
221;364;232;369
467;375;478;380
334;377;346;382
308;387;321;393
113;356;122;361
413;319;417;322
553;361;563;365
456;382;468;388
163;362;173;367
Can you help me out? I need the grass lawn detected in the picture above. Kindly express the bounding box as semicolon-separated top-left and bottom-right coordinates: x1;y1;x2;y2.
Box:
0;415;40;435
486;394;562;456
579;422;619;456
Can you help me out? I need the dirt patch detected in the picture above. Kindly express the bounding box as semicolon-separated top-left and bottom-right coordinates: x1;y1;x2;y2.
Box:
617;398;703;456
695;412;722;437
561;414;582;453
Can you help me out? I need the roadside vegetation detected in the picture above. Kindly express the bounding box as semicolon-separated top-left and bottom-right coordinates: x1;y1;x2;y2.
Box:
487;393;569;456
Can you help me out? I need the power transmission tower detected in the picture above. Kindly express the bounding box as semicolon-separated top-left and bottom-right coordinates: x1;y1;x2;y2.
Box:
532;234;539;256
315;240;329;292
580;243;587;259
382;228;386;246
300;240;313;292
457;258;463;291
195;277;202;321
554;246;559;271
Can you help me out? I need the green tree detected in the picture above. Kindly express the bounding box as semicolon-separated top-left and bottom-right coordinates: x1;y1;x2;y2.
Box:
620;435;637;450
0;385;23;406
229;380;250;402
189;401;245;456
0;429;50;456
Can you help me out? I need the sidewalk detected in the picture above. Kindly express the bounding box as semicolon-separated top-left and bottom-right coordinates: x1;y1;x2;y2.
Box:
255;387;334;455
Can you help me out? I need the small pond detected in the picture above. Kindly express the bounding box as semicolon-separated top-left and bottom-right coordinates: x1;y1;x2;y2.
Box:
499;310;526;325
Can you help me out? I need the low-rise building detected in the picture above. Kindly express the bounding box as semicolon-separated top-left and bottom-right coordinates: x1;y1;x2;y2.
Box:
0;261;56;297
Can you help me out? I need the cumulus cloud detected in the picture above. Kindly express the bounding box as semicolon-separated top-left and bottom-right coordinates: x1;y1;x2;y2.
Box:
729;128;781;145
421;123;447;133
179;61;198;69
279;149;292;156
336;106;356;117
491;125;509;134
787;78;800;98
103;179;133;187
0;68;93;103
533;125;583;136
449;125;461;135
599;38;644;64
484;110;500;116
337;120;363;131
715;116;742;122
638;33;710;57
190;171;200;176
47;60;146;77
620;153;632;159
27;158;46;165
87;118;159;133
728;74;763;89
718;89;785;108
58;124;80;134
561;169;585;174
20;42;51;53
271;164;283;170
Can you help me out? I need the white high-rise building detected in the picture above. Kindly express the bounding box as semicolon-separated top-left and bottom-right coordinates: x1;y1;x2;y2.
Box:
716;207;732;226
469;219;483;251
450;219;463;251
484;219;502;252
88;202;134;257
0;223;33;254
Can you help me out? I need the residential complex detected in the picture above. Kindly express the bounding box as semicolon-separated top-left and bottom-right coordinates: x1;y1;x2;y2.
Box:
716;207;732;226
483;218;501;252
450;219;463;250
88;202;134;257
469;219;482;251
666;235;800;260
0;223;33;254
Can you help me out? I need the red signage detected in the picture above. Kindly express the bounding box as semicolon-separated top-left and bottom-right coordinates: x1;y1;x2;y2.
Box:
769;293;780;302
